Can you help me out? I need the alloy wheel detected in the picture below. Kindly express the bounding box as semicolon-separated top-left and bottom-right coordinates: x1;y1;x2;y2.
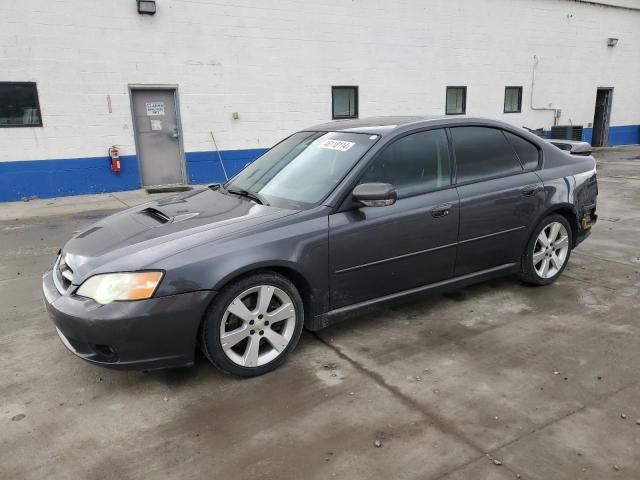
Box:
533;221;570;279
219;285;297;368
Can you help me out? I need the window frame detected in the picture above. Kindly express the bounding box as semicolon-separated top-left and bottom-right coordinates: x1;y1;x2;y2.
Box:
503;130;542;171
448;125;539;186
331;85;359;120
0;81;43;128
445;86;467;115
354;127;455;200
503;86;523;114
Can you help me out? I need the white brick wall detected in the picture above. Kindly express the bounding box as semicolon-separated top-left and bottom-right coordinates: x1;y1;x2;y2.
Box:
1;0;639;162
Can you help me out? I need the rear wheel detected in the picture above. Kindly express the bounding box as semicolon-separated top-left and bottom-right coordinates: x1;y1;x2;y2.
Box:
518;214;572;285
201;272;304;377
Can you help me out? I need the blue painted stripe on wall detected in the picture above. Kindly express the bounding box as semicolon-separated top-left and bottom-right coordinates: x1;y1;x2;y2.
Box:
0;148;268;202
543;124;640;146
0;155;141;202
582;125;640;146
609;125;640;145
1;125;639;203
186;148;267;184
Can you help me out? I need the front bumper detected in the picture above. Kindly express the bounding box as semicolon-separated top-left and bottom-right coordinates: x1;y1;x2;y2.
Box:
42;266;215;370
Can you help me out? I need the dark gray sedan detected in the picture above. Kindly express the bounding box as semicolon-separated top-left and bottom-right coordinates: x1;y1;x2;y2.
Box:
42;116;598;376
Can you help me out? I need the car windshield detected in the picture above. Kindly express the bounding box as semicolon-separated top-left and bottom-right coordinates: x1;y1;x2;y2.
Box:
224;131;379;208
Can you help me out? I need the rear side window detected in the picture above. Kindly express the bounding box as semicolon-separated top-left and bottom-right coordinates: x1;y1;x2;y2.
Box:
360;129;451;197
451;127;523;183
504;131;540;170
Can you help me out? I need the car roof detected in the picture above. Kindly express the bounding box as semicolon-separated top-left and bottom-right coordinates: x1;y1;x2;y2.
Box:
305;115;515;136
305;116;445;135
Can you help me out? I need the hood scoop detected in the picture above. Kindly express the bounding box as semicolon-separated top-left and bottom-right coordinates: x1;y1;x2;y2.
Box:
137;207;200;226
139;207;171;224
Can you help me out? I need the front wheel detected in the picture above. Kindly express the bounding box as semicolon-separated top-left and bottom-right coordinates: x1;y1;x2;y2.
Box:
518;214;572;286
201;272;304;377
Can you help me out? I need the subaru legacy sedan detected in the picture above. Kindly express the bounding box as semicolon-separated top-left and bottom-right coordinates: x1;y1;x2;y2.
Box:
43;116;598;376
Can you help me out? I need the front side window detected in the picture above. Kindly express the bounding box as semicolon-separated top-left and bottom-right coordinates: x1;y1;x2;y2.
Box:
360;129;451;197
446;86;466;115
0;82;42;127
332;86;358;119
504;86;522;113
451;127;523;183
226;131;378;208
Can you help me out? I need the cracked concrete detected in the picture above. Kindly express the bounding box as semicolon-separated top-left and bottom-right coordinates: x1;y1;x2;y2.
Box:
1;146;639;479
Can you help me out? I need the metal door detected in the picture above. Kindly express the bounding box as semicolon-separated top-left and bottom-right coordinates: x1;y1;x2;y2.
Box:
130;88;185;186
592;88;613;147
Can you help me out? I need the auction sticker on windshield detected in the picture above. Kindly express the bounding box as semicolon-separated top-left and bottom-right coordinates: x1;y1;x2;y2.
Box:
319;139;355;152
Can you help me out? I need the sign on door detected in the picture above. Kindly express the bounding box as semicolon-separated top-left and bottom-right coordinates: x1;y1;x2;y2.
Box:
145;102;165;116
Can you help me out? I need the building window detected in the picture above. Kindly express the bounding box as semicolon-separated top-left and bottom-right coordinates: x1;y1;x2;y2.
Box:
332;86;358;119
0;82;42;127
504;86;522;113
445;86;466;115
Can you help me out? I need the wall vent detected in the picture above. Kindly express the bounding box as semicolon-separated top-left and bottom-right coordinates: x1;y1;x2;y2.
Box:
551;125;584;141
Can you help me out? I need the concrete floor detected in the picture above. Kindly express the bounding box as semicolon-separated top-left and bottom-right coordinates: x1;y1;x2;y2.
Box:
1;147;639;480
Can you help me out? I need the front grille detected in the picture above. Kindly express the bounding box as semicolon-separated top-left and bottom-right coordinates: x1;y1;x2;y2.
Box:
53;255;74;294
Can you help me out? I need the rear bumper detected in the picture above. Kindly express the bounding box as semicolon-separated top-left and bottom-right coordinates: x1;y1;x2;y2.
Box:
42;267;215;370
575;203;597;248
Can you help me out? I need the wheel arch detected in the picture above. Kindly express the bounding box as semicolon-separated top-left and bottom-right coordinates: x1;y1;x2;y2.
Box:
537;203;579;247
211;261;316;327
518;203;578;267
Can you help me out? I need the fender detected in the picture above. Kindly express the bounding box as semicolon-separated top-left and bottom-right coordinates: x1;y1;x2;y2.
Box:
526;201;579;248
211;259;328;328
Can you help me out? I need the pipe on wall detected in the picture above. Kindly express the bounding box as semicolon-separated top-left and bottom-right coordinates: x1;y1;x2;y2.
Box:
530;55;562;126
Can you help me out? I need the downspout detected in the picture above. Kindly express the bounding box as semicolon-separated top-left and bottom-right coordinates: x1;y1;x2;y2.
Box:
531;55;561;127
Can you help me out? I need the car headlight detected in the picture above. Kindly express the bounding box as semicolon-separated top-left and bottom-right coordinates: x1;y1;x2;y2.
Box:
76;271;164;305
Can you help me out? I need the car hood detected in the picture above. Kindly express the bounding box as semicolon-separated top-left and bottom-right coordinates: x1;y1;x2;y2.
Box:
61;187;297;283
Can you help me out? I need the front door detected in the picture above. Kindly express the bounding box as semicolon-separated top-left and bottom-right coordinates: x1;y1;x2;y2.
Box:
131;88;185;186
329;128;459;310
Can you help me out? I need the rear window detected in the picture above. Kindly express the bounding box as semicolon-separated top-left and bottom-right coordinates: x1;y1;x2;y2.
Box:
504;131;540;170
451;127;523;183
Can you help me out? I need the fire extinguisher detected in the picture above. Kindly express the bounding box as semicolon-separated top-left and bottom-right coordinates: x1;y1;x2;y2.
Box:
108;146;121;173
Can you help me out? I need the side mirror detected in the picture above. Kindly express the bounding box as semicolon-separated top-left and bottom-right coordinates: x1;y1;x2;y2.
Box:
352;183;397;207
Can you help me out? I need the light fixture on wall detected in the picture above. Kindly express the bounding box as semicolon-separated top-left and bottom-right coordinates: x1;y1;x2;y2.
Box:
137;0;156;15
607;37;619;47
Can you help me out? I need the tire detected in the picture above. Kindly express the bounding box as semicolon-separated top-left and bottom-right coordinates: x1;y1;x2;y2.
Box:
201;271;304;377
518;214;573;286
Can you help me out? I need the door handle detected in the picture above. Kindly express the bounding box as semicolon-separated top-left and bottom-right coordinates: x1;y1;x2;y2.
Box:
521;185;542;196
171;128;180;138
430;203;452;218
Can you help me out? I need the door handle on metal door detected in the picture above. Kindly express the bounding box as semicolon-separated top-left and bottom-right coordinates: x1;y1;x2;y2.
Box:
521;185;542;196
430;203;452;218
171;128;180;138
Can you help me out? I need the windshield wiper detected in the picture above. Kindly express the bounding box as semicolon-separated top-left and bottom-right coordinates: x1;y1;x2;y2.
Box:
226;187;269;206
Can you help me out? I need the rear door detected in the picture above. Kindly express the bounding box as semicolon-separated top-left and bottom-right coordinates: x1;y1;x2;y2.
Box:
329;128;459;309
450;126;543;276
